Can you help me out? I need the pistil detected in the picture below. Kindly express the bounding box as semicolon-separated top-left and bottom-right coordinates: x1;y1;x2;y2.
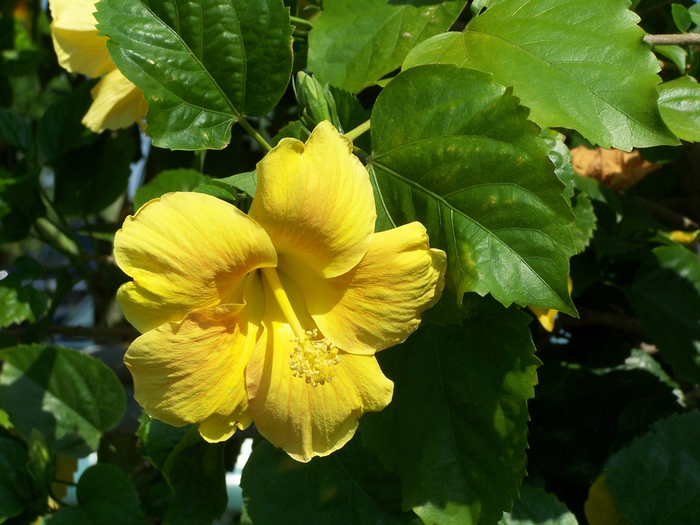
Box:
261;267;340;386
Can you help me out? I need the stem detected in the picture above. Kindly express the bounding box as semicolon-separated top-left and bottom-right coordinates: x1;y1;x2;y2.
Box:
645;34;700;46
290;15;312;28
344;119;371;142
237;117;272;153
196;150;207;173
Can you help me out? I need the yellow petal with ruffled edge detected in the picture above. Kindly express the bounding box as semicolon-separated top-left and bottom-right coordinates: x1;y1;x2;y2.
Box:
125;273;265;441
249;121;376;279
81;70;148;132
49;0;113;78
246;274;393;462
280;222;446;355
114;192;277;333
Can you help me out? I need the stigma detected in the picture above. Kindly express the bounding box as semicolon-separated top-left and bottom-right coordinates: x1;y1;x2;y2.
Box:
289;329;340;387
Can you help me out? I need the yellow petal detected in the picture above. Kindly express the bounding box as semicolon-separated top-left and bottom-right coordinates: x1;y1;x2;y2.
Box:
249;121;376;279
125;274;265;438
280;222;446;355
246;275;393;462
584;475;631;525
114;192;277;333
49;0;113;77
81;70;148;132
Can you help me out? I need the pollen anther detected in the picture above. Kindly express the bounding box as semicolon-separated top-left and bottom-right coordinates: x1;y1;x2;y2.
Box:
289;329;340;387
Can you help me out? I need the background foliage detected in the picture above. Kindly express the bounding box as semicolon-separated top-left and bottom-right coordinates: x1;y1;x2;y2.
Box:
1;0;700;524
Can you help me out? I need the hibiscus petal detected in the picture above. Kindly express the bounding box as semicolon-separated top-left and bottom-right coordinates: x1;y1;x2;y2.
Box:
280;222;446;355
115;192;277;333
125;273;265;440
249;121;376;279
246;277;393;462
82;70;148;133
49;0;114;78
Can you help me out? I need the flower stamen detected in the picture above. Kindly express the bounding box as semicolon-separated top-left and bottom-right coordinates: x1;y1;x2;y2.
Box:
261;267;340;386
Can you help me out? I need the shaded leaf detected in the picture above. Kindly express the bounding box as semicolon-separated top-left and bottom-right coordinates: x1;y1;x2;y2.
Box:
242;436;422;525
0;435;32;523
404;0;678;150
133;169;210;211
541;128;575;200
308;0;466;93
0;172;45;244
658;75;700;142
0;107;32;152
0;345;126;458
135;412;190;471
369;64;576;314
0;278;48;328
49;464;146;525
161;427;227;525
95;0;293;150
218;170;257;198
672;4;691;32
499;485;579;525
570;192;596;254
605;410;700;525
625;246;700;384
584;475;630;525
36;80;98;162
362;308;540;525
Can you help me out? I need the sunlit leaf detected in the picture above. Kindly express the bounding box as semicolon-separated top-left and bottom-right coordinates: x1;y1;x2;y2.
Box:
404;0;678;150
308;0;467;93
658;75;700;142
95;0;293;150
0;345;126;458
499;485;579;525
369;64;576;314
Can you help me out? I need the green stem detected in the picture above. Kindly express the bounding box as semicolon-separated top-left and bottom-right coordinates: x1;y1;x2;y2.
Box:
196;150;207;173
344;119;371;142
290;15;313;28
238;117;272;153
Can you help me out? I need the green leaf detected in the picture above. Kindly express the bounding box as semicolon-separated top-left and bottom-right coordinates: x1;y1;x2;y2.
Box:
95;0;293;150
52;129;138;216
672;4;691;32
50;464;146;525
0;279;48;328
0;345;126;458
369;64;576;314
161;427;227;525
654;45;687;74
36;80;99;162
570;192;597;254
218;170;257;198
605;410;700;525
0;107;32;152
690;3;700;26
133;169;211;210
242;436;422;525
136;413;191;471
404;0;678;150
625;246;700;384
658;75;700;142
307;0;467;93
0;172;45;244
541;128;575;200
499;486;579;525
271;121;310;146
362;309;540;525
0;436;32;523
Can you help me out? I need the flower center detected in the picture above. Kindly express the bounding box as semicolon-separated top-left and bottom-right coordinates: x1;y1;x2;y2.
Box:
260;267;340;387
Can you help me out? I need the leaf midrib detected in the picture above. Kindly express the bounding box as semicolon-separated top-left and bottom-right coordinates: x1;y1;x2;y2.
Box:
369;161;568;306
134;0;243;119
463;18;674;144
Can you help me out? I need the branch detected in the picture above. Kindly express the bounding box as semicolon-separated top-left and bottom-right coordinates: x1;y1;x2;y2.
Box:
644;34;700;47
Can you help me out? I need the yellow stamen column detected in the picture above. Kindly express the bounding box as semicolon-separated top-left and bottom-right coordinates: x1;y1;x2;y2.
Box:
260;267;340;386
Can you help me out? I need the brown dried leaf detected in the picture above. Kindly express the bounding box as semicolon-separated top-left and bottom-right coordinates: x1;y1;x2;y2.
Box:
570;146;661;192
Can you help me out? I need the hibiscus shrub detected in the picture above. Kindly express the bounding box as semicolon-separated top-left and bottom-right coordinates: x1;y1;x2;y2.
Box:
2;0;700;524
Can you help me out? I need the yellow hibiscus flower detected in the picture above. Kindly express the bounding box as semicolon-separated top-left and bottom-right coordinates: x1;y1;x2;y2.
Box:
48;0;148;133
114;122;447;462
